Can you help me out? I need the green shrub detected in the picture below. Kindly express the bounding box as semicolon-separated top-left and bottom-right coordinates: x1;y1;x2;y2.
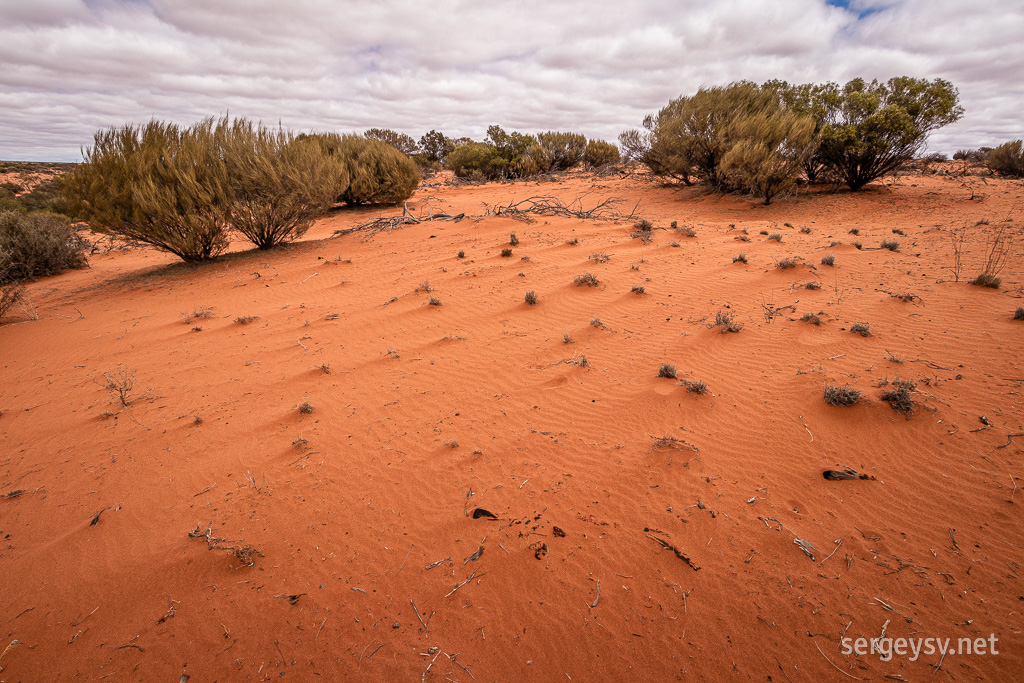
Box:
419;130;456;164
63;118;234;262
223;120;346;249
988;140;1024;177
15;177;71;214
332;135;419;206
446;142;507;180
810;77;963;191
584;139;620;167
486;125;549;177
364;128;419;155
537;131;586;171
0;210;88;284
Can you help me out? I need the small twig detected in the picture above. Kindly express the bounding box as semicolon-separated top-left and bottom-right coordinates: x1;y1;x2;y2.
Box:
590;579;601;608
814;640;866;680
421;650;441;682
411;599;429;635
997;432;1024;449
821;539;844;564
316;618;327;642
445;570;480;598
396;544;413;576
366;642;386;659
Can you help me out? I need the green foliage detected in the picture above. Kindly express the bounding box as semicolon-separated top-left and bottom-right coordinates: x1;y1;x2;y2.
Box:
446;126;551;180
222;120;347;249
811;77;963;190
537;131;586;171
446;142;506;180
0;210;88;284
988;140;1024;177
584;139;620;167
364;128;420;155
16;177;71;214
324;135;420;206
63;118;234;262
419;130;456;163
639;82;816;202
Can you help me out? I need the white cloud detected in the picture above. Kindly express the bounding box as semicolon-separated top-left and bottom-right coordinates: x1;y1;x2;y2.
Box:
0;0;1020;161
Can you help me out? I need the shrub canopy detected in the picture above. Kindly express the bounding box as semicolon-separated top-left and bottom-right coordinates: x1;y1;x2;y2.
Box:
988;140;1024;177
583;139;620;167
64;118;233;261
0;210;88;284
537;132;586;171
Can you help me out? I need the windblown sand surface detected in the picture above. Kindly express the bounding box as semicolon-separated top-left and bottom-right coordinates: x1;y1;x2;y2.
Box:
1;170;1022;680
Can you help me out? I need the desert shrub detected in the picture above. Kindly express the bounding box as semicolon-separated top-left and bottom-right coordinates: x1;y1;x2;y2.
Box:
849;228;860;235
510;232;519;246
223;120;346;249
0;283;25;322
63;118;234;261
809;77;963;191
1013;306;1024;320
364;128;419;155
988;140;1024;177
631;284;645;294
733;253;747;263
631;220;653;243
298;401;315;414
805;281;820;290
775;257;796;269
501;248;513;257
800;226;811;234
677;225;697;237
686;380;708;395
0;210;88;284
584;139;620;167
802;312;822;325
446;142;507;180
524;290;537;305
0;182;22;197
537;132;586;171
823;384;861;406
970;273;1001;288
713;309;743;333
658;363;677;379
574;273;599;287
329;135;419;206
852;242;863;249
16;177;70;214
235;315;258;324
457;250;465;259
768;232;782;242
850;322;871;336
954;148;989;162
880;379;916;415
638;81;816;202
892;228;905;235
428;296;442;306
880;238;900;251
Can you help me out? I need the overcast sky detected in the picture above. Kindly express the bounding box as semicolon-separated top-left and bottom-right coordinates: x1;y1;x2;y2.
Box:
1;0;1021;162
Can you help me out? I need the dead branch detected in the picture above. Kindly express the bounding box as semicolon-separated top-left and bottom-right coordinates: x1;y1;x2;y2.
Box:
334;201;465;239
484;195;638;223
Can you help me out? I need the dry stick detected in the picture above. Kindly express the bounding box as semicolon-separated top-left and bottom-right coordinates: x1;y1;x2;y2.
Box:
366;643;386;659
424;557;450;570
315;618;327;642
774;656;796;683
821;540;844;564
932;649;947;674
396;544;413;576
591;580;601;608
997;433;1024;449
813;640;865;680
411;599;429;635
449;652;476;680
445;570;481;598
421;651;441;683
215;639;237;657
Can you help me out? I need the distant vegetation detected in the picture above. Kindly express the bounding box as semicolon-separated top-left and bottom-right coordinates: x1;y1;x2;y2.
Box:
988;140;1024;177
621;76;964;201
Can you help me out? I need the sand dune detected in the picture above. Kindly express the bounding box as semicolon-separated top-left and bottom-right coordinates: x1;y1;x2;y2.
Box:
1;169;1022;680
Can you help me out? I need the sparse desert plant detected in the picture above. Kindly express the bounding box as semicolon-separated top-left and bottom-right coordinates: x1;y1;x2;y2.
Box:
970;273;1001;288
180;306;215;324
768;232;782;242
775;257;797;269
524;290;538;305
324;312;340;320
63;118;234;261
416;280;433;293
677;225;697;237
590;317;603;328
733;253;747;263
821;253;835;266
574;273;599;287
850;322;871;336
235;315;258;325
566;237;579;245
1013;306;1024;320
631;220;653;243
805;281;820;290
848;228;860;236
501;248;513;258
686;380;708;395
298;401;314;414
457;250;465;259
0;283;25;322
988;140;1024;177
428;296;442;306
589;252;611;263
0;210;88;284
852;242;863;250
800;227;811;234
880;238;900;251
736;235;750;242
823;383;861;406
670;241;680;247
892;228;905;235
319;363;331;374
713;309;743;333
631;284;645;294
880;378;916;415
563;332;574;343
947;225;967;282
510;232;519;246
759;230;769;235
802;312;822;325
658;363;677;379
100;364;140;407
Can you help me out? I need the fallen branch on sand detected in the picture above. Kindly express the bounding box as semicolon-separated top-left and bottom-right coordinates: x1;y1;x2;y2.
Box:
334;201;465;239
484;195;639;223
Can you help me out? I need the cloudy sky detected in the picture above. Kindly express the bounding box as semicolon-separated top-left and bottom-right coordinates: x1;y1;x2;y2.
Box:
1;0;1021;161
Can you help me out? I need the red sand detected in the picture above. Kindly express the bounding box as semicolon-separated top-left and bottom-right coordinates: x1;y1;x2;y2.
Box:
1;169;1022;680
